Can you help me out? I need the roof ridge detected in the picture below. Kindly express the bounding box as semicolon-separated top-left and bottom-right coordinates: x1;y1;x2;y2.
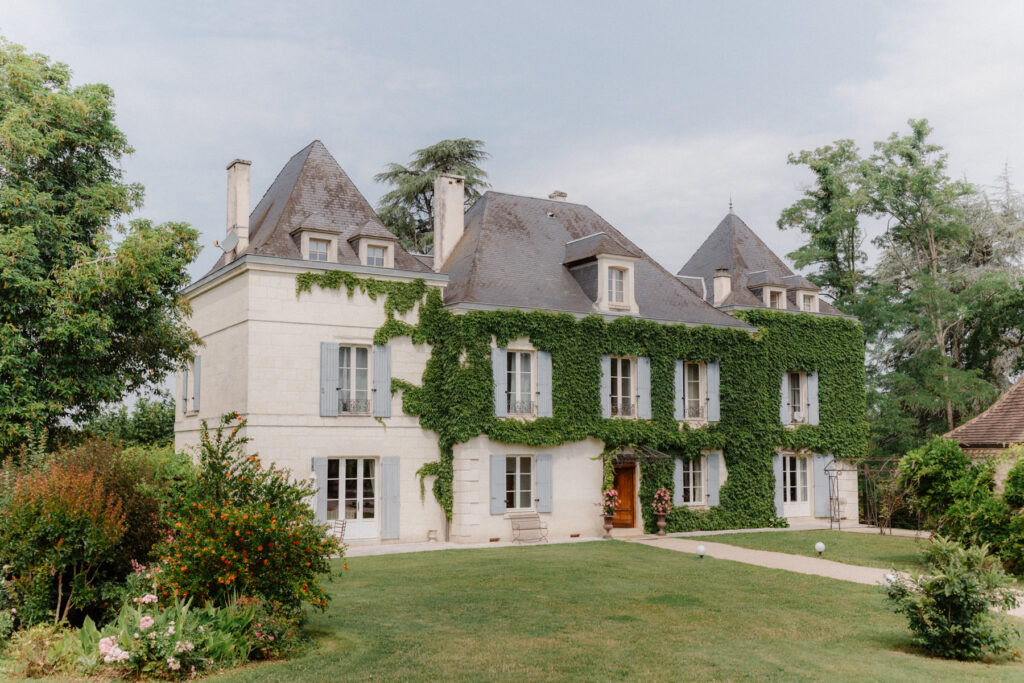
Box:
484;189;591;208
247;141;316;244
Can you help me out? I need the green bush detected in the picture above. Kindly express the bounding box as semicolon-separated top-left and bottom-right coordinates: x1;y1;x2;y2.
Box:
235;596;302;660
884;537;1019;660
897;437;971;526
1003;454;1024;510
83;392;176;447
156;414;341;611
1;622;71;678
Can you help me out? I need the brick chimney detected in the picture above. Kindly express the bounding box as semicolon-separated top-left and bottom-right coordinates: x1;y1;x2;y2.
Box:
713;268;731;306
226;159;251;259
433;173;465;272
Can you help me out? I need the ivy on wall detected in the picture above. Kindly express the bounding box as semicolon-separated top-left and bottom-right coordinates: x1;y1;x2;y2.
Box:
298;274;868;533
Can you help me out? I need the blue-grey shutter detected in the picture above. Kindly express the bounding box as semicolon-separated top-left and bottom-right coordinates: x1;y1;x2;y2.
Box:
192;356;201;413
311;457;328;522
706;360;721;422
492;348;507;418
674;360;686;420
490;453;506;515
772;453;784;516
373;345;391;418
779;373;789;424
537;351;553;418
672;458;684;506
181;367;189;415
813;453;834;518
536;453;553;513
381;456;400;539
320;342;339;417
807;371;819;425
707;451;721;506
637;356;651;419
600;355;612;418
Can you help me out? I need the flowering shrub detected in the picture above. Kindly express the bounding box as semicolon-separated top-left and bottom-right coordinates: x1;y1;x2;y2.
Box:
235;596;302;660
156;414;340;611
600;489;620;517
651;487;673;516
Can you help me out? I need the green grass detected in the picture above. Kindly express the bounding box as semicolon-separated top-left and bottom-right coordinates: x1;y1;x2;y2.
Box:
694;530;931;571
210;542;1023;682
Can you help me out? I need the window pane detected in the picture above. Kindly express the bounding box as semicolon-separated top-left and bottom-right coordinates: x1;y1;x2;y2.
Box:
363;459;374;479
327;500;339;520
506;473;515;492
345;499;358;519
520;457;531;474
363;497;374;519
328;459;339;478
506;491;515;508
520;473;531;492
506;457;515;475
356;347;368;370
519;353;531;399
346;459;357;478
327;480;339;500
520;490;531;509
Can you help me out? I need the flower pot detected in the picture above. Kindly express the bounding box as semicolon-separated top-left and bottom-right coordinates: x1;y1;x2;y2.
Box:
656;514;667;536
602;515;614;539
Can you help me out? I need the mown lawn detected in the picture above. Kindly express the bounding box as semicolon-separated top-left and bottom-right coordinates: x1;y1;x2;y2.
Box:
695;530;931;571
212;541;1023;682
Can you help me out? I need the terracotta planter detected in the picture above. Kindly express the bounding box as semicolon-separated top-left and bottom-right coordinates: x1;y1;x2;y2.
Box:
656;514;667;536
602;514;614;539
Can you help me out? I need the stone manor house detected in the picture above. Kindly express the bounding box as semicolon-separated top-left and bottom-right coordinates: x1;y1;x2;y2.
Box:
174;141;862;544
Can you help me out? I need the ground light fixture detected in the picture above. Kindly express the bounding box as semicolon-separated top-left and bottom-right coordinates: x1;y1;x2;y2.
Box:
696;545;706;559
815;541;826;556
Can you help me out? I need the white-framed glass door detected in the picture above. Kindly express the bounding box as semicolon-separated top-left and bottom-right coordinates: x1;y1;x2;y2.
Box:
326;457;378;539
782;455;810;517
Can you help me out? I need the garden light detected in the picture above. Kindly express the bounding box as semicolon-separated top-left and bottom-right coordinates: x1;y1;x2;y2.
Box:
696;545;706;559
815;541;825;556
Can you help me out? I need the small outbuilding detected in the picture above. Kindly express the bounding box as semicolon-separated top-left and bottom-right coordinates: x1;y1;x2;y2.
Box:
945;376;1024;486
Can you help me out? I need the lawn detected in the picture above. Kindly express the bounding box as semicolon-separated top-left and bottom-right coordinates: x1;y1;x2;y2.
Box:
694;530;931;571
211;541;1023;682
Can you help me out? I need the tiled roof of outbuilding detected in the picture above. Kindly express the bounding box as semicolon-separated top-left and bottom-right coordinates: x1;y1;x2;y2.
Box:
946;377;1024;448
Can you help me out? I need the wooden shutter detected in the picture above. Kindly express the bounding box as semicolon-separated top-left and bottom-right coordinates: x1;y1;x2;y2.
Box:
490;453;506;515
600;355;612;418
779;373;789;424
311;457;328;523
320;342;339;417
373;345;391;418
807;371;820;425
772;453;784;517
706;360;721;422
381;456;400;539
672;457;684;506
637;357;651;419
706;452;721;506
536;453;553;513
537;351;553;418
674;360;686;420
492;348;507;418
813;453;833;518
192;356;201;413
181;366;189;415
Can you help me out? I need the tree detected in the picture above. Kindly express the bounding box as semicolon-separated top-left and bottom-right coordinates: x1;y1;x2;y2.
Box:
81;393;175;447
374;138;489;253
0;39;199;456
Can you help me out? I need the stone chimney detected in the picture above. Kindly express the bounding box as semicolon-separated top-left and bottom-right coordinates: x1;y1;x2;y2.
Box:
226;159;251;259
548;190;567;201
713;268;731;306
433;172;465;272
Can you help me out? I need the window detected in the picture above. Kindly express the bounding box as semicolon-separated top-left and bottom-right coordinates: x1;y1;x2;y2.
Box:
610;356;634;417
505;455;533;510
339;346;370;413
366;245;386;267
769;290;784;309
678;458;704;505
782;455;808;504
309;238;329;262
801;294;817;312
789;371;807;424
506;351;534;415
608;267;625;304
326;457;375;521
685;362;705;420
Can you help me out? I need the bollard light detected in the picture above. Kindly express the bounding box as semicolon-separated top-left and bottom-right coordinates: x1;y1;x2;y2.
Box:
696;544;706;559
815;541;826;557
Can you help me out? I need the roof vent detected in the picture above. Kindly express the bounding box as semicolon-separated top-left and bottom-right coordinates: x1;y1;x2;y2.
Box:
548;190;567;201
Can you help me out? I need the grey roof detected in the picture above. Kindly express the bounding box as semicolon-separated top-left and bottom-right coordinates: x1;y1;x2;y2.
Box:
441;191;752;328
207;141;429;275
563;232;639;265
677;212;839;314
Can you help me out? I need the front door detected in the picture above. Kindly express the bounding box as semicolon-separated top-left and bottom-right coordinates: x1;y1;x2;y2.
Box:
326;457;379;539
782;455;810;517
613;464;636;528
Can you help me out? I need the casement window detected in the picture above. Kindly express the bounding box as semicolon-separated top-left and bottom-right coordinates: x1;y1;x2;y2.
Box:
782;454;808;505
801;293;817;312
609;356;635;417
780;370;819;426
309;238;330;262
320;343;391;419
608;267;626;305
685;362;705;420
180;356;201;414
339;346;371;414
789;371;807;424
506;351;535;415
505;455;534;510
325;457;376;521
677;458;703;505
768;289;784;309
366;245;386;267
673;451;722;507
313;455;398;540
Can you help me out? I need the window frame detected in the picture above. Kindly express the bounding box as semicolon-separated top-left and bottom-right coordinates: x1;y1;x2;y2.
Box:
505;455;535;511
325;457;377;522
800;292;818;312
608;266;626;305
359;239;394;268
309;238;330;262
181;360;197;415
766;288;786;310
782;455;809;504
788;370;808;424
338;345;372;415
678;456;705;506
684;361;706;421
609;356;636;418
366;245;386;267
505;350;536;416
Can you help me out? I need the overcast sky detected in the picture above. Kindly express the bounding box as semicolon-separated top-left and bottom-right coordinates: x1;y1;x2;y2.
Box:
5;0;1024;281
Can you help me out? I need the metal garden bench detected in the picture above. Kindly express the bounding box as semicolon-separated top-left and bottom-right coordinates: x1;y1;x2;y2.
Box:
510;512;548;543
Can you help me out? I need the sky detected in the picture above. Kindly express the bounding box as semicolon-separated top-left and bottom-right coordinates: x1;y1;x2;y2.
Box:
4;0;1024;282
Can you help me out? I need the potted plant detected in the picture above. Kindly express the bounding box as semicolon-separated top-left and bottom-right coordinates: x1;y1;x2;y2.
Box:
652;487;673;536
600;489;619;539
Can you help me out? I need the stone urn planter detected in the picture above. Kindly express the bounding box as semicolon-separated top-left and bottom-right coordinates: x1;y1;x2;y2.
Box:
656;514;667;536
602;515;614;539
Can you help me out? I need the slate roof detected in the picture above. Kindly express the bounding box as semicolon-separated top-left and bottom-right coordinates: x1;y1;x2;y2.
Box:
677;212;840;315
441;191;752;328
563;232;639;265
946;377;1024;448
206;141;429;275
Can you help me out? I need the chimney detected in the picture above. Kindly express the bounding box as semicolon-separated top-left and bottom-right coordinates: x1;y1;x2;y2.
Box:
226;159;252;259
713;268;731;306
548;190;567;201
433;172;465;272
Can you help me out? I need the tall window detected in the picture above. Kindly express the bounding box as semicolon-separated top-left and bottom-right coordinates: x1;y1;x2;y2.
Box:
506;351;534;415
783;455;808;504
608;267;625;304
789;371;806;423
326;457;375;520
610;356;634;417
339;346;370;413
685;362;704;419
801;294;815;312
505;455;533;510
678;458;703;505
769;290;783;309
309;238;329;262
366;245;386;267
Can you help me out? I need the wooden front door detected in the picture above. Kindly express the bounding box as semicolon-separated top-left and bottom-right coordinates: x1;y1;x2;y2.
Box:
613;464;636;528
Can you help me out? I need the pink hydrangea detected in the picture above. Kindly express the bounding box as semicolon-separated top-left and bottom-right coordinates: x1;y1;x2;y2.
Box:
166;656;181;671
98;636;130;664
140;615;154;630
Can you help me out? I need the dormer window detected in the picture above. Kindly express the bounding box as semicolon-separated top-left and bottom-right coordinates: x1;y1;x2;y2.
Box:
309;238;330;262
367;245;386;267
294;229;338;262
765;288;786;310
356;240;394;268
800;292;818;313
608;267;626;304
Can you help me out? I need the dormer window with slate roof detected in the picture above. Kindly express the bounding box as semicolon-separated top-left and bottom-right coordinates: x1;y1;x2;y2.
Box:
294;228;338;263
798;291;819;313
562;231;640;315
766;288;786;310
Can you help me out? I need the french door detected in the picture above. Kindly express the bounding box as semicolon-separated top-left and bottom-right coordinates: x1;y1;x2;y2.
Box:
782;455;810;517
326;457;378;539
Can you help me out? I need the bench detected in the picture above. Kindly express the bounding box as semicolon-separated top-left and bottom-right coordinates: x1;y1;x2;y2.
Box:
510;512;548;544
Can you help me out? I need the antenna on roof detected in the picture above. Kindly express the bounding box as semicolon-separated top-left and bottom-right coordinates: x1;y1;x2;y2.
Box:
728;194;734;214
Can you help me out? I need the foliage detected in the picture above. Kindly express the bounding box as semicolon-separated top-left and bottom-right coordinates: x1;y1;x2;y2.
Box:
884;537;1019;660
156;414;340;612
897;437;971;526
374;138;490;252
1003;452;1024;510
82;393;176;447
651;487;672;516
600;489;619;517
235;596;303;661
0;40;200;456
2;622;71;678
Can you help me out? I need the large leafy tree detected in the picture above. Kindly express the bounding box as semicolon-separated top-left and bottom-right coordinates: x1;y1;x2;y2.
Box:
0;39;199;455
375;138;489;253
